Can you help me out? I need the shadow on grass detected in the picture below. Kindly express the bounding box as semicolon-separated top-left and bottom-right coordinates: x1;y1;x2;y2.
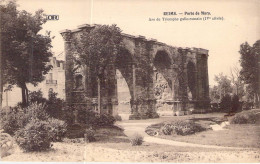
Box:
94;125;130;144
64;124;130;144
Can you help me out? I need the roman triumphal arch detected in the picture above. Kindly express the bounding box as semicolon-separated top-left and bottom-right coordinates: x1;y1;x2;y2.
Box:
60;24;210;120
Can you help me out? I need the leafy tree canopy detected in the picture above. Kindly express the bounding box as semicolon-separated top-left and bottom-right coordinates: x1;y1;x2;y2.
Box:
213;73;232;97
73;24;124;78
0;1;53;106
239;40;260;107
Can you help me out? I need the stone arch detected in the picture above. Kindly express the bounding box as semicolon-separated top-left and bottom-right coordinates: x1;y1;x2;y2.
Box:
187;61;196;100
60;25;211;119
152;46;172;61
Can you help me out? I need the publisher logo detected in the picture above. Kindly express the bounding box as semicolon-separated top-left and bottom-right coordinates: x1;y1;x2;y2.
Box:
46;15;59;21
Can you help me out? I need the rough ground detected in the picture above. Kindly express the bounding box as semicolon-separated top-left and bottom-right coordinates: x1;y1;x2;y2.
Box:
2;142;260;162
84;145;260;163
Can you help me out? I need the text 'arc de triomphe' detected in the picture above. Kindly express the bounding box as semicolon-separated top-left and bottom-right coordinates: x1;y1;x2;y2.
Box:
60;24;210;119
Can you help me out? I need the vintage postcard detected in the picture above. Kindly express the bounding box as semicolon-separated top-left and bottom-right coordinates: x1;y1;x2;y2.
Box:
0;0;259;163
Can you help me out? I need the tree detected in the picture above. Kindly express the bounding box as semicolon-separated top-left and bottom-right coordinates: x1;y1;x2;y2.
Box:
213;73;233;100
73;24;124;112
230;65;244;99
239;40;260;108
209;85;220;103
0;1;53;106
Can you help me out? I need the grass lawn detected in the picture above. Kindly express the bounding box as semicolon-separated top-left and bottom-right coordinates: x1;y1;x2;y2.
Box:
62;125;243;153
157;124;260;148
145;112;260;148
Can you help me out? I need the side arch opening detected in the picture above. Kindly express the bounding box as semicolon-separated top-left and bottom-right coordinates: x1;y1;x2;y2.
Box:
187;61;196;100
115;50;134;120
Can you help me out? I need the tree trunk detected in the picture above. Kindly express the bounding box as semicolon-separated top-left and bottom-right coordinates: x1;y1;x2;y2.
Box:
25;86;29;104
97;77;101;114
21;83;28;107
21;86;26;107
0;18;2;109
255;93;260;108
257;93;260;108
0;85;2;109
6;91;8;107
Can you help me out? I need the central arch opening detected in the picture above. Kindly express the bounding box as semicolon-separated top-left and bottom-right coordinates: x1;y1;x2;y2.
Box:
153;50;173;116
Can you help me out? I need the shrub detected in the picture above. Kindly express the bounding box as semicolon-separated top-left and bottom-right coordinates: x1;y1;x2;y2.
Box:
130;133;143;146
231;94;240;112
230;109;260;124
62;106;98;125
28;90;64;119
24;103;50;121
230;114;248;124
28;90;47;104
220;94;232;111
84;110;99;125
161;124;173;135
15;119;53;152
145;123;164;136
66;124;86;139
0;107;27;135
210;103;220;112
61;108;75;125
61;106;116;127
145;111;159;118
160;120;206;136
84;127;96;143
96;114;116;126
46;92;64;118
48;118;67;142
0;103;67;143
114;115;122;121
242;101;253;110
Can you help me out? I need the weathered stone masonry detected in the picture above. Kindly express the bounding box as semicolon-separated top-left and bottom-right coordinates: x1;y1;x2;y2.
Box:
60;24;210;119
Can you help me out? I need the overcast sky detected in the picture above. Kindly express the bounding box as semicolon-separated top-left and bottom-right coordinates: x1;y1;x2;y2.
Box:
17;0;260;86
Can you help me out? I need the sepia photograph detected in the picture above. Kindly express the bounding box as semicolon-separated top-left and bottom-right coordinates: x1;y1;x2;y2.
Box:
0;0;259;163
